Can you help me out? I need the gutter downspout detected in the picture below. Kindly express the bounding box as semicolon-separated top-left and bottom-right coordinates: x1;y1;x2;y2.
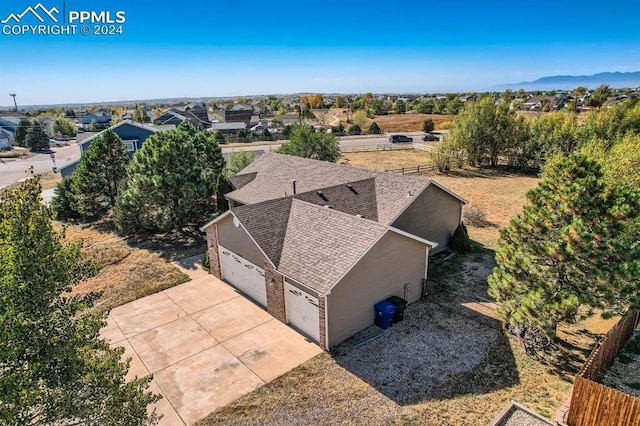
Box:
324;293;330;350
423;246;430;298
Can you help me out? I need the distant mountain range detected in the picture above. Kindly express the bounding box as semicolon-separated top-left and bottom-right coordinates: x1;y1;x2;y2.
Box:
498;71;640;91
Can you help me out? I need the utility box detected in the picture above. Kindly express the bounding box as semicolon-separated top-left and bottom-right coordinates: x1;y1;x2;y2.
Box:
386;296;408;323
374;300;396;329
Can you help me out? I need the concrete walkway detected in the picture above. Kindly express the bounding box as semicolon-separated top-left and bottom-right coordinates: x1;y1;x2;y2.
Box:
100;256;322;425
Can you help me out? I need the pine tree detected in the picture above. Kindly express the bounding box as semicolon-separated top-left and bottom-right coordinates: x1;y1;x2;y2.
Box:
0;176;159;425
13;118;30;147
50;177;81;220
72;130;129;218
488;154;640;337
25;120;49;151
114;122;225;234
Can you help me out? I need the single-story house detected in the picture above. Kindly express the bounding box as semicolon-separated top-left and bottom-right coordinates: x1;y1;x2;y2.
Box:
59;120;155;178
201;153;466;349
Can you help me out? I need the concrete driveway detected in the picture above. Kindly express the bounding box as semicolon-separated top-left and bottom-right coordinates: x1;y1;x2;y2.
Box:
100;262;322;425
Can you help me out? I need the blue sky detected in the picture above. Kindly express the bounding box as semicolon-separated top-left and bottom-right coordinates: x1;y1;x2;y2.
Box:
1;0;639;106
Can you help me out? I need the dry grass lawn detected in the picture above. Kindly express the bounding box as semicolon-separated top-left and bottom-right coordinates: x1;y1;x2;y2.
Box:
198;150;620;425
342;150;539;248
341;150;433;171
61;221;196;312
373;113;456;133
39;170;62;190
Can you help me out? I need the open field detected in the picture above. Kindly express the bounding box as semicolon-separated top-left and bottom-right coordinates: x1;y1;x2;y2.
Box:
341;150;433;171
199;150;617;425
373;113;456;133
61;220;202;312
341;150;539;248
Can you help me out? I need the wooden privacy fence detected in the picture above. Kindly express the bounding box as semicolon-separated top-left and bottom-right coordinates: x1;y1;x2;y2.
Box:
567;310;640;426
340;143;414;153
568;377;640;426
579;310;640;382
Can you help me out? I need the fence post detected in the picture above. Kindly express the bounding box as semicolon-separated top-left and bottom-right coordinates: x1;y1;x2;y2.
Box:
402;167;404;175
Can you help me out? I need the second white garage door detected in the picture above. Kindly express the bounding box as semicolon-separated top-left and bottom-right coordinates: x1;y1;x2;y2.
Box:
284;282;320;342
218;245;267;306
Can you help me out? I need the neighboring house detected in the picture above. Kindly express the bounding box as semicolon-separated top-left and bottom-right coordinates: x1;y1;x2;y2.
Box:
0;128;12;150
209;122;247;134
222;109;252;124
200;153;466;350
59;120;155;178
37;117;55;137
81;110;112;130
0;116;21;135
154;109;210;129
231;103;251;111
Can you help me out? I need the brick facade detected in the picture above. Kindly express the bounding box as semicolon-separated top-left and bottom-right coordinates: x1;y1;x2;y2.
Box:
205;224;221;279
264;262;286;323
318;297;327;350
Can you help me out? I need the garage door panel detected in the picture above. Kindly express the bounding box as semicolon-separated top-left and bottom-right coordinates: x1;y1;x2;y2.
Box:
219;245;267;307
285;282;319;342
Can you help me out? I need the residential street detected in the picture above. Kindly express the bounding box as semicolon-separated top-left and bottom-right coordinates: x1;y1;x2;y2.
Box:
0;144;80;189
0;133;428;189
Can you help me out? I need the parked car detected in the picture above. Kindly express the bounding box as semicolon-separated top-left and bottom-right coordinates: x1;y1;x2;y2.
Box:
422;133;440;141
54;135;70;141
389;134;413;143
49;140;62;147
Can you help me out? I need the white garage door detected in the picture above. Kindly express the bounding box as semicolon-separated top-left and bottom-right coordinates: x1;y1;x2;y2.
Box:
284;282;320;342
218;245;267;306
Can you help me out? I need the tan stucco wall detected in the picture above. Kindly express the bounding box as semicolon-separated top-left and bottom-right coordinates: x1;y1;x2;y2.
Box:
327;231;426;347
216;214;265;267
392;184;462;254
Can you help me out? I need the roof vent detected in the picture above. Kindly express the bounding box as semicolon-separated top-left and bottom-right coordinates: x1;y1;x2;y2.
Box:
347;183;358;195
316;191;329;201
408;191;414;197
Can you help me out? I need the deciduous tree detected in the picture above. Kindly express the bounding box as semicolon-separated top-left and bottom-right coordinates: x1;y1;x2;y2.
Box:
587;84;612;107
0;176;160;425
52;116;76;137
133;104;150;124
488;155;640;337
527;112;579;166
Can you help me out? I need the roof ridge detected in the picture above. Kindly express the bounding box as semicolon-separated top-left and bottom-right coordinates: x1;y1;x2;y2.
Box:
290;198;385;228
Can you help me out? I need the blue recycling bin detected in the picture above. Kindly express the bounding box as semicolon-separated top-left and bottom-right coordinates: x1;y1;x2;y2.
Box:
374;300;397;329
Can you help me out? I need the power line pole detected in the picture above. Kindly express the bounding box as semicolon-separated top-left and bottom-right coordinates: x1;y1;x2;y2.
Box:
9;94;17;111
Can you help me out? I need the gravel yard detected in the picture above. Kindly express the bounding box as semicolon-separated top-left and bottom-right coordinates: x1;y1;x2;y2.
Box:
498;408;554;426
601;327;640;398
332;299;515;405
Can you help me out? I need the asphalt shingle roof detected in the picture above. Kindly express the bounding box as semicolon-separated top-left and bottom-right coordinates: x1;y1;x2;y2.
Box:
228;153;429;225
278;199;386;293
216;153;466;294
